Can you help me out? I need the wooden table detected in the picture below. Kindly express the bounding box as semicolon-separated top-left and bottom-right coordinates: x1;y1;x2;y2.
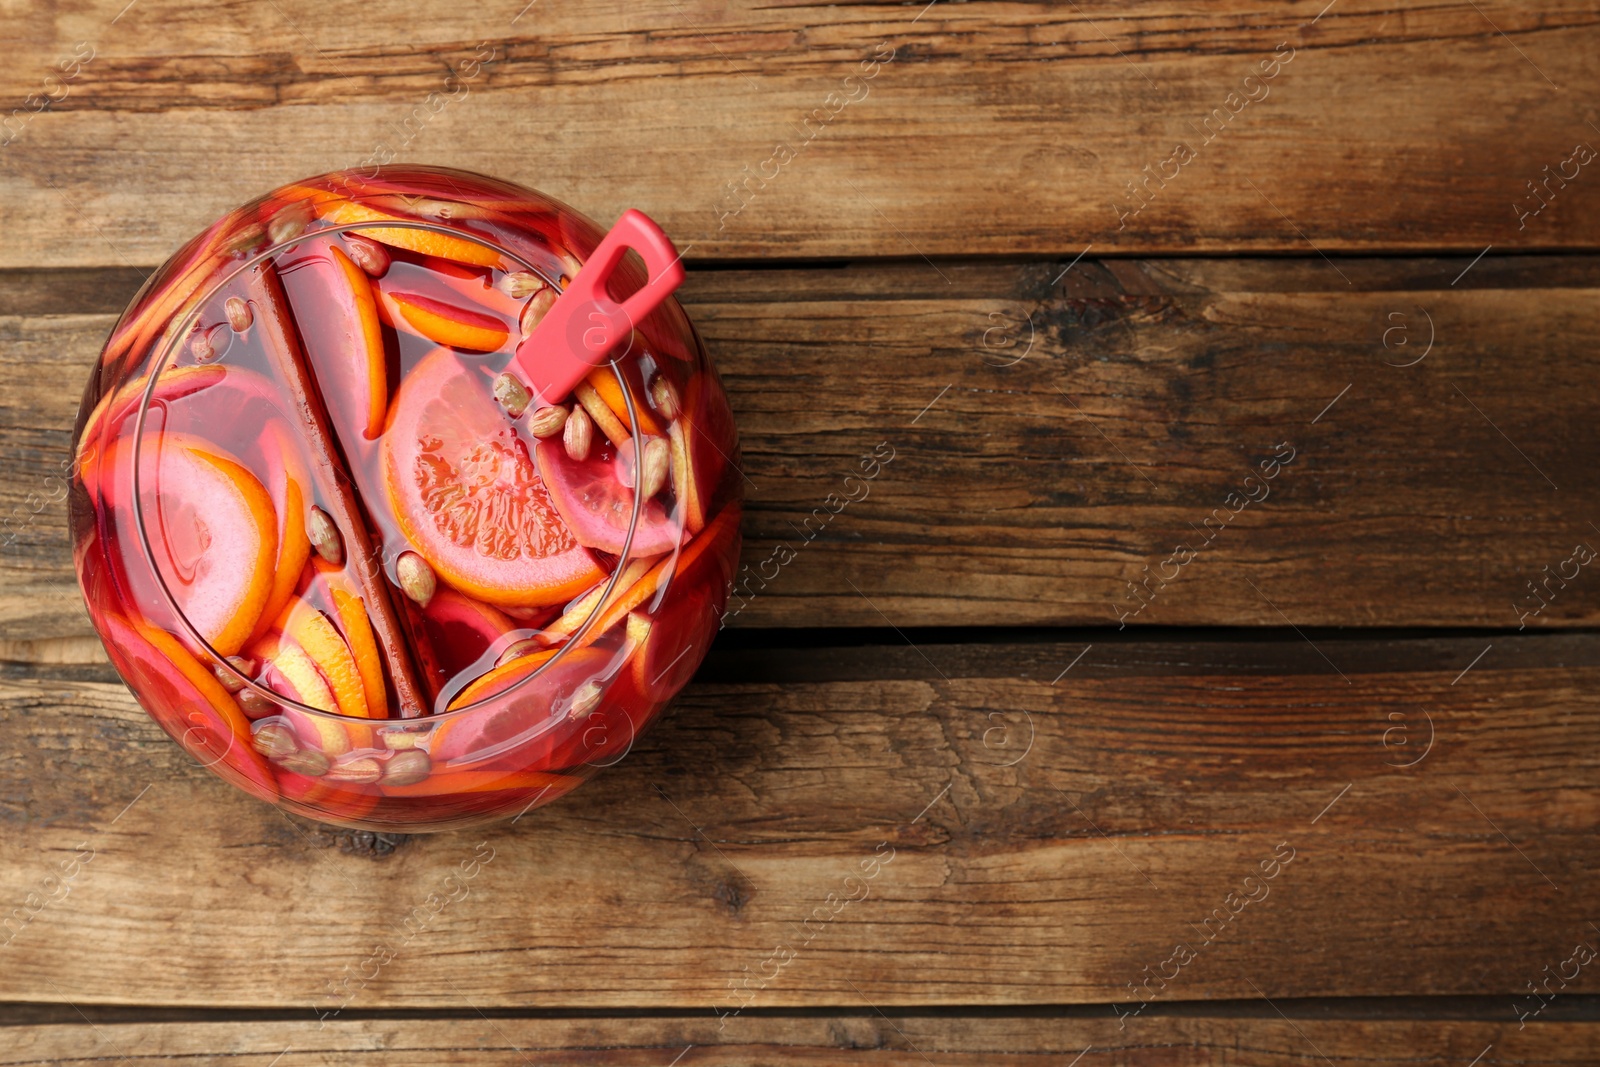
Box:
3;2;1598;1063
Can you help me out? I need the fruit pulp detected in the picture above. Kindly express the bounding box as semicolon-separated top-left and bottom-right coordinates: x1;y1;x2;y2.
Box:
71;167;742;832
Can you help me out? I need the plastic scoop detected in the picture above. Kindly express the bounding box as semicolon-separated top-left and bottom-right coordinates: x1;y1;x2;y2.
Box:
511;209;685;405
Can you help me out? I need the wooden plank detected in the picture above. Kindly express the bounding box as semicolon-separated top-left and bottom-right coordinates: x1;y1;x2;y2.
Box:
4;256;1598;638
1;633;1596;1008
2;1014;1597;1065
1;1;1598;265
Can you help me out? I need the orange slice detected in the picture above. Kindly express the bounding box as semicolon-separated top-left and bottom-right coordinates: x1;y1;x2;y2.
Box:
330;245;388;437
430;259;527;321
629;582;721;702
130;432;279;657
433;645;620;767
573;505;739;649
277;769;380;823
448;647;560;709
378;288;509;353
78;364;228;501
104;613;278;801
317;200;502;268
249;632;353;757
276;596;370;720
101;239;230;369
542;556;655;644
574;380;631;448
80;364;225;463
311;563;389;719
668;371;737;535
380;768;578;798
277;241;388;439
270;182;347;209
584;364;663;438
252;421;312;643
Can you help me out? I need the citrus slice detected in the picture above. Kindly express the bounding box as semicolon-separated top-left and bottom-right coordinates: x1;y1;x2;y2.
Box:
382;347;606;608
533;439;680;559
421;586;519;678
629;582;721;702
275;596;370;720
79;364;227;492
317;199;503;267
447;647;561;710
377;288;509;353
278;242;388;439
537;636;653;772
430;259;527;321
574;381;631;448
584;363;663;438
308;561;389;719
100;235;232;369
100;612;278;802
249;632;354;757
275;764;380;825
542;556;655;646
252;421;313;643
433;645;618;767
251;631;334;711
572;504;739;649
379;768;577;798
668;371;738;535
133;432;279;657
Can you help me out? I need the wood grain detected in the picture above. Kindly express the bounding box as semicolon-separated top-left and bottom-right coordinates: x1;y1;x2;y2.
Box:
0;2;1598;265
3;1013;1597;1065
4;256;1598;639
2;634;1596;1008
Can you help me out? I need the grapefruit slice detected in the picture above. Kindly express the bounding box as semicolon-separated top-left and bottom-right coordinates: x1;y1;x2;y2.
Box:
421;586;519;678
376;288;509;353
134;432;279;657
100;612;278;802
383;347;606;608
533;439;680;558
277;242;388;439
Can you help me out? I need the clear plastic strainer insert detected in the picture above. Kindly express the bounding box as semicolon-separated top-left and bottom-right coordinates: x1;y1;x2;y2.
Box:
69;167;742;832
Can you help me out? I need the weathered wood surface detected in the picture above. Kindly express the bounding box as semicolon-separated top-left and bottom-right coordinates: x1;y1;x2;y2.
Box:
5;256;1598;638
4;1014;1597;1065
2;635;1595;1008
1;2;1598;265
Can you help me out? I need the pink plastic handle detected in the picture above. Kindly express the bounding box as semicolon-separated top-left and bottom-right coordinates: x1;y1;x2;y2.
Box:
512;209;686;404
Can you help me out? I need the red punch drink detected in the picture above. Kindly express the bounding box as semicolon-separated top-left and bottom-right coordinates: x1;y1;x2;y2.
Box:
71;167;741;831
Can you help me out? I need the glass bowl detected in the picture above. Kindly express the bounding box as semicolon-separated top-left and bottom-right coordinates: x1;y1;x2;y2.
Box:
69;166;741;831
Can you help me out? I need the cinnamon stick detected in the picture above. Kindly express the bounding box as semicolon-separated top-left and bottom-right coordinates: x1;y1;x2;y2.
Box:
246;262;429;717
